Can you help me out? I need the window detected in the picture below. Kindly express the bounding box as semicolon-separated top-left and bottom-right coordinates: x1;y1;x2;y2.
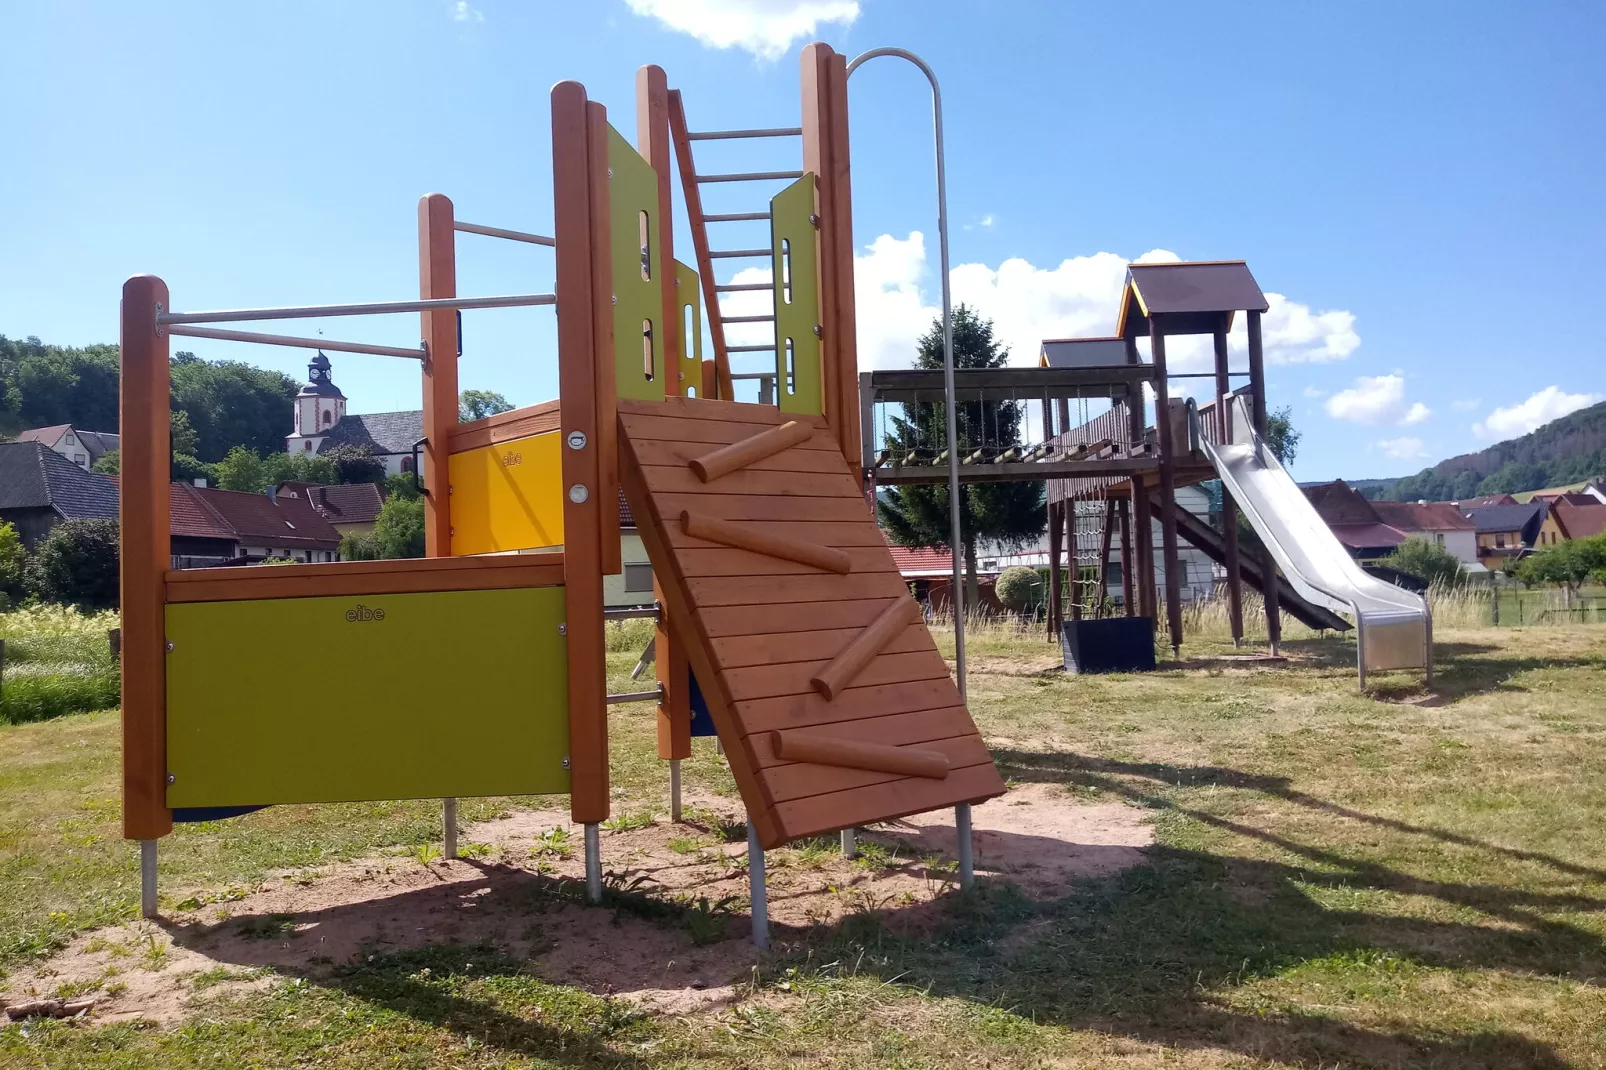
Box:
323;410;333;426
1495;533;1506;548
623;562;654;593
73;453;87;467
401;456;415;474
1435;533;1445;546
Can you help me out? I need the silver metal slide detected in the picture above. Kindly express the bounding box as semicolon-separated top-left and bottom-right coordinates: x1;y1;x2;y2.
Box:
1191;395;1432;686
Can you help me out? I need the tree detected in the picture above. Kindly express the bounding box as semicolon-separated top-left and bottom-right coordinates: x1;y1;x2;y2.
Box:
0;521;25;605
1517;535;1606;595
169;409;200;456
213;445;269;492
27;519;119;610
995;565;1042;614
460;389;514;422
323;444;386;485
1383;536;1467;588
1266;406;1301;466
91;451;119;474
373;496;425;559
170;453;214;484
878;308;1046;605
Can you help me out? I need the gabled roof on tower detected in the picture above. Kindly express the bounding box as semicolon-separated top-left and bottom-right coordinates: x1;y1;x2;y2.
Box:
1117;260;1268;340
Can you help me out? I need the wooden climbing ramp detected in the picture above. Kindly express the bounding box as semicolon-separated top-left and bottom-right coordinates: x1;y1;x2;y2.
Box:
618;396;1007;849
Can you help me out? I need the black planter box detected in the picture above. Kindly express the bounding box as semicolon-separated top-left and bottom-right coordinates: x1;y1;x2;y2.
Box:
1061;617;1156;674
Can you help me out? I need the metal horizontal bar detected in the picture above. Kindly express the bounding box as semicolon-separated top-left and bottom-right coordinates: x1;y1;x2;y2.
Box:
453;221;556;247
731;372;777;381
867;365;1151;403
158;292;557;326
704;212;771;223
708;248;772;259
714;282;773;293
695;170;804;183
722;314;775;324
1167;371;1250;379
606;687;663;705
726;344;776;353
687;127;802;140
874;458;1159;486
603;604;660;621
166;324;424;360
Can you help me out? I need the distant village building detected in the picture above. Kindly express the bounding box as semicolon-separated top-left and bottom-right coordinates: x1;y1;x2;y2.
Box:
0;440;119;547
1464;502;1545;570
15;424;119;471
1303;480;1482;570
283;353;420;476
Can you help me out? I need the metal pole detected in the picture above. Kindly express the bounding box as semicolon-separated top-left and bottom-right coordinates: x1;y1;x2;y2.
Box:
452;220;556;247
166;324;426;360
747;820;770;948
139;839;158;917
669;759;682;822
157;292;556;326
442;798;458;860
584;823;602;904
955;803;974;889
840;827;857;859
847;47;965;700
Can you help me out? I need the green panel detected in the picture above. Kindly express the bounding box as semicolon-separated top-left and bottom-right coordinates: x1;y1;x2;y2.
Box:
674;259;704;396
771;172;823;416
165;587;570;807
608;124;666;402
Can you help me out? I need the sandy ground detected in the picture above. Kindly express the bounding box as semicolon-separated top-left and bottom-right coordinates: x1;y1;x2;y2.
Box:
0;784;1151;1026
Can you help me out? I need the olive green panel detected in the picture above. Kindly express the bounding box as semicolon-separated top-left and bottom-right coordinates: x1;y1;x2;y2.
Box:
674;259;704;397
165;587;570;808
770;172;823;416
608;124;665;402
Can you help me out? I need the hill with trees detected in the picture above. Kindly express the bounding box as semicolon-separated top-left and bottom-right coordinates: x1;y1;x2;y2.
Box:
1355;400;1606;501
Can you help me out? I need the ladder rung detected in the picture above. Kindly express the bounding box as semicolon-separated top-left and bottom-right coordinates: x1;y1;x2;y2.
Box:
726;344;776;353
704;212;771;223
709;248;771;259
696;170;803;183
687;127;803;141
715;282;772;292
722;314;775;323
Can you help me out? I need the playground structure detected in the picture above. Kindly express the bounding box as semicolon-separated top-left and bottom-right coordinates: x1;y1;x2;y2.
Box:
858;260;1430;683
119;45;1006;947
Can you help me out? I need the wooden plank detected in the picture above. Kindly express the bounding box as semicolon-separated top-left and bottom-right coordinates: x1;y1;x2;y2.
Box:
763;736;990;802
628;437;848;475
810;596;919;700
698;598;914;639
638;465;860;499
825;51;861;468
554;81;609;825
688;420;815;482
448;400;561;453
724;648;950;703
637;65;678;397
616;413;838;450
165;553;554;586
617;395;814;426
679;512;851;574
665;519;894;550
710;619;929;668
686;571;910;607
748;706;976;767
120;274;173;842
666;90;732;396
771;732;952;782
650;492;877;524
654;578;691;760
672;546;890;578
771;762;1006;843
164;563;565;603
418;193;458;558
734;678;959;734
591;101;621;578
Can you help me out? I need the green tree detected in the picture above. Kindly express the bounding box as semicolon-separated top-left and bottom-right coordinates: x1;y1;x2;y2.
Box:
26;519;119;610
994;565;1042;614
1266;406;1301;466
1517;535;1606;595
1382;536;1467;588
383;472;421;501
460;389;514;422
877;307;1046;605
170;453;214;484
373;496;426;559
169;409;200;456
323;444;386;485
0;521;26;604
213;445;269;492
91;450;119;474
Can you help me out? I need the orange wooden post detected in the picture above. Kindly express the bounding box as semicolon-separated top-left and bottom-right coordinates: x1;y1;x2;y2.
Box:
667;90;733;397
553;82;609;837
419;194;458;558
120;275;173;845
588;101;622;578
637;65;679;396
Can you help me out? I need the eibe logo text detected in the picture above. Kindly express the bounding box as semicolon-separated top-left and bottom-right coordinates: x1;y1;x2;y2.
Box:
345;605;387;623
501;450;523;467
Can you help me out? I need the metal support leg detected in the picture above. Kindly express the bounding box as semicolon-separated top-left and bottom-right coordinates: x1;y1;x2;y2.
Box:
584;823;602;904
442;798;458;860
840;827;856;859
955;804;974;890
747;820;769;949
669;760;682;822
140;839;158;918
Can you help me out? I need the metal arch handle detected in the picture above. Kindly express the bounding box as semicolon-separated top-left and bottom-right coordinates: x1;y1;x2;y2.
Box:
411;437;428;495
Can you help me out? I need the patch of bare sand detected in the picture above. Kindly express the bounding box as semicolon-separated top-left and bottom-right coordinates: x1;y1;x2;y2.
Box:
2;786;1150;1027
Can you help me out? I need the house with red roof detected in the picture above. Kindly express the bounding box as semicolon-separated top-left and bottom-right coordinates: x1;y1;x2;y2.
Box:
1537;500;1606;548
1303;480;1481;569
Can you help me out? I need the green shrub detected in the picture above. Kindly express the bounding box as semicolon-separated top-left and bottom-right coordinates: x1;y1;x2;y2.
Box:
0;605;120;724
1381;536;1467;588
995;565;1042;611
26;519;119;610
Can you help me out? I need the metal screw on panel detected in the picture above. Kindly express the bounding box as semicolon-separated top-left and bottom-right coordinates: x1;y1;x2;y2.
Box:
813;324;823;337
562;757;571;769
569;484;589;504
607;168;613;178
166;774;176;784
567;431;588;450
558;623;567;636
808;214;820;228
611;295;618;305
165;641;174;652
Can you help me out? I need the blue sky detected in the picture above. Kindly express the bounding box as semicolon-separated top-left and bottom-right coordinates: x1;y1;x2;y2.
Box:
3;0;1602;481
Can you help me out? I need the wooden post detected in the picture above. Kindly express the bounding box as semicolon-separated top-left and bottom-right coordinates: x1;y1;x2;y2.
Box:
667;90;732;397
589;101;621;578
120;274;173;842
1046;500;1063;639
1118;495;1135;616
637;65;679;396
1149;321;1184;654
655;583;691;763
1213;330;1243;646
1130;476;1155;623
1247;310;1281;652
418;195;457;558
553;81;609;825
1096;497;1116;619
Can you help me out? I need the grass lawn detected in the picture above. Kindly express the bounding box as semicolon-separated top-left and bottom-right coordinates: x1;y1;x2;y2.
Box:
1;618;1604;1068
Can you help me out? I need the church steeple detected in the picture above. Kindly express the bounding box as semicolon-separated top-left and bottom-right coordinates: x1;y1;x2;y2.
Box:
290;351;347;441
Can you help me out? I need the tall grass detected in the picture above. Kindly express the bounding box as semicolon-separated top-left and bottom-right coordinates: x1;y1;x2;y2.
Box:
0;605;120;724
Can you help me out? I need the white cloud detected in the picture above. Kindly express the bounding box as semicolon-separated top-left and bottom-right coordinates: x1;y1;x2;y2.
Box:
622;0;858;60
1302;385;1328;399
1324;374;1431;426
1376;436;1429;460
1474;386;1601;439
450;0;484;22
1451;397;1482;412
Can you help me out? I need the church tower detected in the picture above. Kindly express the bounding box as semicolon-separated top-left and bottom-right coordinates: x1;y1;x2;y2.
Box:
285;352;347;454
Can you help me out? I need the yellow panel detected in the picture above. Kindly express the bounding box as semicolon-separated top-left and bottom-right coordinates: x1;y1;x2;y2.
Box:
608;125;666;402
771;173;823;415
448;431;564;556
165;587;570;807
674;259;703;397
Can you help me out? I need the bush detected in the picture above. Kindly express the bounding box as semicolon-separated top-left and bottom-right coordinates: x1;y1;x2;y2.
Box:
27;519;119;610
1382;536;1466;588
1517;534;1606;591
0;605;120;724
995;565;1043;612
0;521;25;603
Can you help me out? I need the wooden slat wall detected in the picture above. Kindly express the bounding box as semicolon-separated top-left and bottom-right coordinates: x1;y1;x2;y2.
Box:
618;397;1005;848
